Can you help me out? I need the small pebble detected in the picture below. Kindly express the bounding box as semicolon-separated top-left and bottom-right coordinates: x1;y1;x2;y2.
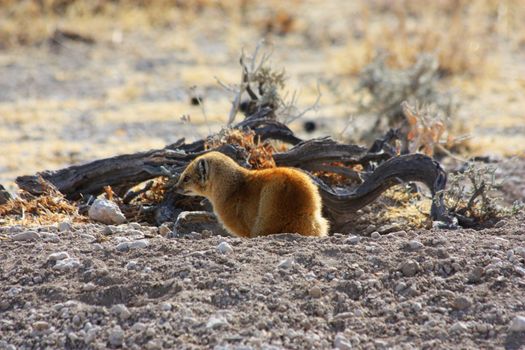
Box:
509;316;525;332
161;302;172;311
129;239;149;250
111;304;131;320
108;325;124;347
370;232;381;239
407;240;424;251
449;321;468;333
54;258;81;271
116;242;130;252
41;232;60;242
344;236;360;245
47;251;70;262
452;296;472;310
216;242;233;254
308;286;322;298
33;321;50;331
277;258;294;269
206;314;229;329
399;260;420;277
131;322;147;333
126;261;139;270
334;333;352;350
88;199;126;225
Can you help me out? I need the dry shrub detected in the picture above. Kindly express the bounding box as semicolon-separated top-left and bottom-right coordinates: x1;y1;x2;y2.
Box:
0;177;82;225
205;128;277;169
356;54;457;139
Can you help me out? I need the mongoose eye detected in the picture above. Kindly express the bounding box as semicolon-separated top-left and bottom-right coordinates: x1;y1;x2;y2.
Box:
182;175;190;183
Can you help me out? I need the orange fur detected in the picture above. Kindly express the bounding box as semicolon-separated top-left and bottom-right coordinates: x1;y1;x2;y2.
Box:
175;151;329;237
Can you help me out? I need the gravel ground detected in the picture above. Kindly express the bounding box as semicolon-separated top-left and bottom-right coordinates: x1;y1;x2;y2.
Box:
1;216;525;349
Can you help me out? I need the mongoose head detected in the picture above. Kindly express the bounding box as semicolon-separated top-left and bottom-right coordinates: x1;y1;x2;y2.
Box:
175;151;240;197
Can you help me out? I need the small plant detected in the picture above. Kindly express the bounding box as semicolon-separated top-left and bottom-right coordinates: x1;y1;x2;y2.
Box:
444;162;522;225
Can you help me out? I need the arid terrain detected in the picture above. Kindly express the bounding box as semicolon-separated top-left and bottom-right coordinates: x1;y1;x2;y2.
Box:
1;1;524;349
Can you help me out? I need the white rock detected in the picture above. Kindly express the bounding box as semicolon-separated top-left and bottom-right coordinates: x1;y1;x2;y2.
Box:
216;242;233;254
108;325;124;347
509;316;525;332
129;239;149;250
12;231;40;241
82;283;96;292
370;232;381;239
334;333;352;350
206;314;229;329
515;266;525;277
57;222;72;232
33;321;50;331
88;199;126;225
54;258;81;271
47;251;70;262
278;258;294;269
111;304;131;320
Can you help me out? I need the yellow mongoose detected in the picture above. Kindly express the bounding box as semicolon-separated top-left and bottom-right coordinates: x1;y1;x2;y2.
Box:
175;151;329;238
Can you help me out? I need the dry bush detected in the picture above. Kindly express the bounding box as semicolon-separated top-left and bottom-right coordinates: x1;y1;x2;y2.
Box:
444;162;524;225
205;128;277;169
0;177;81;225
356;53;457;139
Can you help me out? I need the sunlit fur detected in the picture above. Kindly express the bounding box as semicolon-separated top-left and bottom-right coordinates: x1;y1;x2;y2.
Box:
175;152;329;238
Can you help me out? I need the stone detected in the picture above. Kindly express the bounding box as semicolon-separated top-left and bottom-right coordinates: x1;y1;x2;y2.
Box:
509;316;525;332
370;232;381;239
216;242;233;254
88;199;126;225
449;321;468;333
116;242;130;252
129;239;149;250
111;304;131;320
54;258;81;271
308;286;322;298
47;251;70;262
206;314;229;329
161;302;172;311
12;231;40;241
131;322;147;333
452;296;472;310
334;333;352;350
277;258;294;269
344;236;360;245
108;325;125;347
399;260;420;277
407;240;424;251
33;321;50;331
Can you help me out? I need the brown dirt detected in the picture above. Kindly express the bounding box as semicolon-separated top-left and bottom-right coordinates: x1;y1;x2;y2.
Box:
1;217;525;349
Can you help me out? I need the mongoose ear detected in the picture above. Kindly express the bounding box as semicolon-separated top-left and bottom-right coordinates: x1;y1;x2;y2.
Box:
198;158;209;184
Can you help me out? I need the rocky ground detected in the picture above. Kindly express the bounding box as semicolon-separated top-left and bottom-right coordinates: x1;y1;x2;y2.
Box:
1;216;525;349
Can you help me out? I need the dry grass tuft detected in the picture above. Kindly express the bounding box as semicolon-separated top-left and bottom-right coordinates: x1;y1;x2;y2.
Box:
205;128;278;169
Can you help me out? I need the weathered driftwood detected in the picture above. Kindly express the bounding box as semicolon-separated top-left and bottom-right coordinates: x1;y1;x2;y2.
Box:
14;112;450;231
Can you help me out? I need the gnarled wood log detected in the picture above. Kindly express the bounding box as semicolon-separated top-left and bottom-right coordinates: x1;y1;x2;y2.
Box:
14;113;451;231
